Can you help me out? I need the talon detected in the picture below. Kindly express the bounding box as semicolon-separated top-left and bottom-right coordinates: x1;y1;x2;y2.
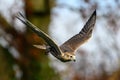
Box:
45;46;50;55
45;49;49;55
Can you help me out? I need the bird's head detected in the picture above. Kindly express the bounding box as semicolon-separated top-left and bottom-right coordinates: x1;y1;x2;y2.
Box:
61;52;76;62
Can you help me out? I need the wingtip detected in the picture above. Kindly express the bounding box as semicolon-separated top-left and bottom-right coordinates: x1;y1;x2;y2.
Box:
16;12;27;24
90;9;96;20
16;11;25;19
93;9;96;16
18;12;25;18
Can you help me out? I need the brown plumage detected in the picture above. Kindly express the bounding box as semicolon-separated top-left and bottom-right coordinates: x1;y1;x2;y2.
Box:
16;10;96;62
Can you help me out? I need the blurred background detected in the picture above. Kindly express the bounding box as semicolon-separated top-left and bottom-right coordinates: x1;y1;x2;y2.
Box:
0;0;120;80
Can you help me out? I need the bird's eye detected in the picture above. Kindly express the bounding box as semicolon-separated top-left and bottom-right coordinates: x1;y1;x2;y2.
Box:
70;56;72;58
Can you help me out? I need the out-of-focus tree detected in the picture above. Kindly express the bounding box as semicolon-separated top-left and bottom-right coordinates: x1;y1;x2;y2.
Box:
0;0;60;80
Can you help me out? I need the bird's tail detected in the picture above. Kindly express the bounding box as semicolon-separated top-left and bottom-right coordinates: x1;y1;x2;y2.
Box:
33;44;46;50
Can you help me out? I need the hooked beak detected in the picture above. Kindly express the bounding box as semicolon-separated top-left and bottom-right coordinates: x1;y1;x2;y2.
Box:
72;56;76;62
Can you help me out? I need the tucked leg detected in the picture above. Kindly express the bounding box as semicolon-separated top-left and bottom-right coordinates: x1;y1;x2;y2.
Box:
45;46;51;55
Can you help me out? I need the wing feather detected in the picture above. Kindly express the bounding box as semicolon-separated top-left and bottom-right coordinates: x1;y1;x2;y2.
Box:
16;13;62;58
60;10;96;53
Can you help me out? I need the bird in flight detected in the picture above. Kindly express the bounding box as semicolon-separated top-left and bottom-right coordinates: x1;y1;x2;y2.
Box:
16;10;96;62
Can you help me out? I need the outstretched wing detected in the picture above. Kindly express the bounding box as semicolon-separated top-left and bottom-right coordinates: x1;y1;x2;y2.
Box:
60;10;96;53
16;13;62;58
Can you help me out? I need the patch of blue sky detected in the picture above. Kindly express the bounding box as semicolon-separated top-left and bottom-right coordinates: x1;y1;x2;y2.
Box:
56;0;118;13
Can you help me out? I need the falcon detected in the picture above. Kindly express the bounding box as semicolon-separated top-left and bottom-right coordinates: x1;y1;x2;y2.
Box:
16;10;96;62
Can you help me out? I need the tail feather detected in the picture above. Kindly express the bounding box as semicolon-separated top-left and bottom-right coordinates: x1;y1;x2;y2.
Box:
33;45;46;50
